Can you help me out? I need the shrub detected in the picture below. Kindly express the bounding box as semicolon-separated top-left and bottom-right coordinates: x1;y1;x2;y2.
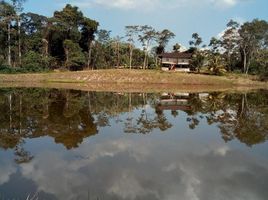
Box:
0;65;25;74
0;52;52;74
63;40;86;70
0;55;5;66
22;51;50;72
207;53;227;76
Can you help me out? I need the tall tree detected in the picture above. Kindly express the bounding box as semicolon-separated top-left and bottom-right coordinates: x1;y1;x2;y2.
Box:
63;39;85;70
0;1;16;66
189;32;203;48
111;36;123;68
20;12;48;53
155;29;175;54
173;43;181;52
50;4;84;61
92;29;111;69
79;17;99;69
138;25;157;69
125;25;139;69
53;4;83;40
221;20;240;71
189;33;205;72
238;19;268;74
11;0;26;65
209;37;222;53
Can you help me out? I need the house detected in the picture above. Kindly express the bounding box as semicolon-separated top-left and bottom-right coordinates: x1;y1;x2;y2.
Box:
159;51;193;72
156;93;192;111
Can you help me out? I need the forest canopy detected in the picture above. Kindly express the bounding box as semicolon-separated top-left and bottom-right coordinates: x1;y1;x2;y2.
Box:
0;0;267;78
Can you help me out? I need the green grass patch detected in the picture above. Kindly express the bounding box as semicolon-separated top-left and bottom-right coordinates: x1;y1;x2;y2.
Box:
0;65;49;74
45;79;86;83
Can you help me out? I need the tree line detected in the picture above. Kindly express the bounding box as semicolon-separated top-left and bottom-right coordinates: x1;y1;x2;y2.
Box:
1;88;268;163
0;1;175;71
190;19;268;77
0;1;99;71
0;0;267;77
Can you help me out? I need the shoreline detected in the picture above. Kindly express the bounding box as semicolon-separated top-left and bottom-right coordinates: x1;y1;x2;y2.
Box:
0;69;267;93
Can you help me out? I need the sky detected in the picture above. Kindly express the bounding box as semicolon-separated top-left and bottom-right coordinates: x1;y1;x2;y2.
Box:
22;0;268;50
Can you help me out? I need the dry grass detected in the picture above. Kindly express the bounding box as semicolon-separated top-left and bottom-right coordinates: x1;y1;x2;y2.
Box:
0;69;267;93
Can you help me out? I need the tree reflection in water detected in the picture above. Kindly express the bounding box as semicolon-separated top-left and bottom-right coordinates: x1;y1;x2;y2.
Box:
0;89;268;164
154;91;268;146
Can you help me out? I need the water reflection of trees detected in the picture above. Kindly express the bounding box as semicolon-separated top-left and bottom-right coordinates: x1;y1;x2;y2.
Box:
124;109;172;134
0;89;95;164
0;88;268;163
184;91;268;146
0;89;160;161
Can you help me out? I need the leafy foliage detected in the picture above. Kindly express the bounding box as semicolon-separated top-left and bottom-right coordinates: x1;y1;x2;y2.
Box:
0;2;98;72
63;39;86;70
0;1;267;79
22;51;51;71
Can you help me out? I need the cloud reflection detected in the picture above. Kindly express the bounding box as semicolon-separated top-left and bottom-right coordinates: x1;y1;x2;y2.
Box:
12;137;268;200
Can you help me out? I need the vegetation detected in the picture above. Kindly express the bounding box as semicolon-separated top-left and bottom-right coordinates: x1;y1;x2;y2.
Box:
0;0;267;80
206;19;268;77
1;69;267;91
1;88;268;163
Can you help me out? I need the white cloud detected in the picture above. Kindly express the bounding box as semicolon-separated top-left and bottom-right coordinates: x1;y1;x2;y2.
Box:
68;0;246;11
95;0;146;9
0;161;16;185
15;137;268;200
211;0;237;7
69;0;157;10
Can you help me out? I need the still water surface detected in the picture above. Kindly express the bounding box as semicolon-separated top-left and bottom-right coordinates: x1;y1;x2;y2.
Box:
0;88;268;200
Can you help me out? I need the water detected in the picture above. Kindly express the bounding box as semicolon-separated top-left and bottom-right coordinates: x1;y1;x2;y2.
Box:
0;88;268;200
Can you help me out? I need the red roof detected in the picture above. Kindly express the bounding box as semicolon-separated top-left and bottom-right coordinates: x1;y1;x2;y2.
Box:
159;51;193;59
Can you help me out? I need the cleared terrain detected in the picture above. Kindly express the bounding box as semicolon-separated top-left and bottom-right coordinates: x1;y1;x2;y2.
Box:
0;69;267;92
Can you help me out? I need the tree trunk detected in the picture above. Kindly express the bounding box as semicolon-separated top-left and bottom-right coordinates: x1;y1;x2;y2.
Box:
227;52;231;71
18;17;22;66
129;44;133;69
128;93;132;112
43;23;51;58
87;41;93;69
42;39;49;58
9;94;12;130
144;41;150;70
143;50;147;70
92;44;99;70
246;56;251;75
117;42;120;68
8;22;11;66
146;52;149;69
45;40;49;58
19;94;22;135
246;61;250;74
66;50;69;63
65;48;69;69
243;48;247;74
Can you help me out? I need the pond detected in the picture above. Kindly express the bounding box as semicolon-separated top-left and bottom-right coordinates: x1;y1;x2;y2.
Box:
0;88;268;200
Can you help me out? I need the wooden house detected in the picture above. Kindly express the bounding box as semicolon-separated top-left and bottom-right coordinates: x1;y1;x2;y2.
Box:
159;51;193;72
156;93;192;111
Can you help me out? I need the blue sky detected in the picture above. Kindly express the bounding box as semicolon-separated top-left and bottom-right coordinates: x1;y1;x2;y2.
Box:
22;0;268;49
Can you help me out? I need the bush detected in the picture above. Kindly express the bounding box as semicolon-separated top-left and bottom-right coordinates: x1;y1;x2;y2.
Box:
0;65;26;74
207;53;227;76
63;40;86;70
0;52;52;74
0;55;5;66
22;51;50;72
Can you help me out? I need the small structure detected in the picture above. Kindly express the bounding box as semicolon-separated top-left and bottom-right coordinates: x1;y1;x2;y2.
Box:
159;51;193;72
156;93;192;111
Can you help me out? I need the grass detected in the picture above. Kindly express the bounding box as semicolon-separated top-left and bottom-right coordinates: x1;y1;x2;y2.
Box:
46;79;86;83
0;69;267;93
